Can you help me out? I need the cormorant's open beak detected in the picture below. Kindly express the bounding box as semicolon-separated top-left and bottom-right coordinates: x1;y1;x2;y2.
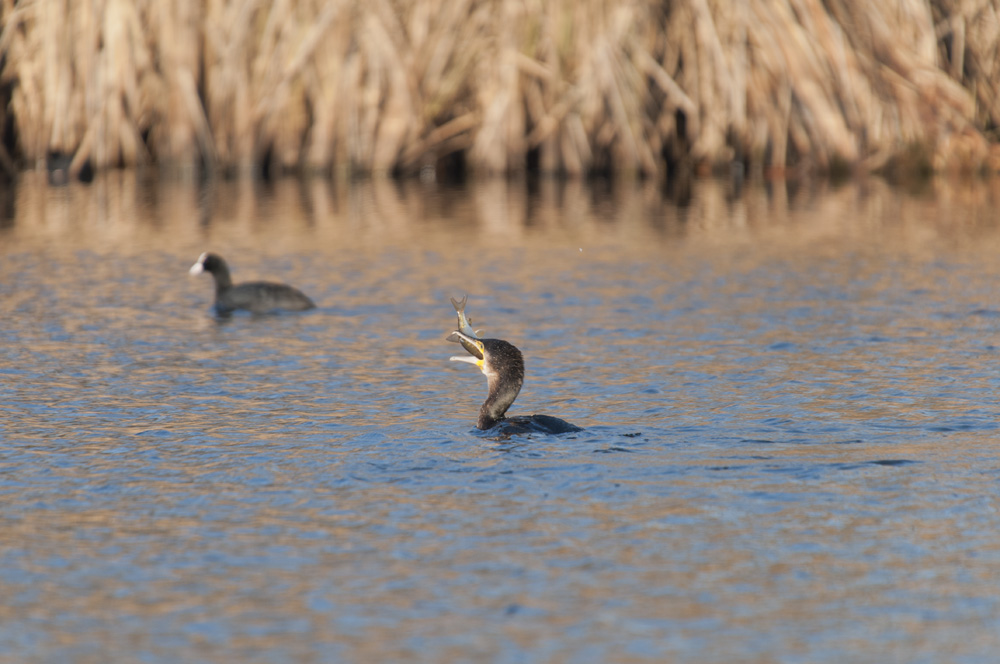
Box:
447;330;485;368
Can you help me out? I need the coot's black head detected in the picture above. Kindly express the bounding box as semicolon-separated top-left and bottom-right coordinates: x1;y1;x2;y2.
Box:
189;252;228;276
189;252;233;289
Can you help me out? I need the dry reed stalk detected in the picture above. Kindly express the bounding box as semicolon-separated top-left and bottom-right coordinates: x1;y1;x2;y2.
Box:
147;1;216;172
0;0;178;173
932;0;1000;165
0;0;996;178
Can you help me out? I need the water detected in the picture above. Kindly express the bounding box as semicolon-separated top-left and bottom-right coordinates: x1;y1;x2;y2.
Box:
1;173;999;662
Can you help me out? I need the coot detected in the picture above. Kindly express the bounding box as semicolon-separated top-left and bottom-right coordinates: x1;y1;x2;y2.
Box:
189;252;316;315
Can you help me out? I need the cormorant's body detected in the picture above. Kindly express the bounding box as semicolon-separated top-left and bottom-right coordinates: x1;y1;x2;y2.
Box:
486;413;583;436
190;253;315;315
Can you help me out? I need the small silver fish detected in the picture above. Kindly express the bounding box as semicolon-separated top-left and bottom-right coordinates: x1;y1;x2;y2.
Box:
446;295;485;360
450;295;482;339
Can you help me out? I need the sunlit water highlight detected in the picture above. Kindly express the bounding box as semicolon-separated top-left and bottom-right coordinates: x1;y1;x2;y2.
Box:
1;173;999;661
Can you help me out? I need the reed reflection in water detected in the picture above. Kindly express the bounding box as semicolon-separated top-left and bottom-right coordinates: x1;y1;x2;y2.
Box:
1;173;999;661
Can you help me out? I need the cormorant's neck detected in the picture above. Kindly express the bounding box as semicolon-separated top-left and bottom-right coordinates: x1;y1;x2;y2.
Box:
476;340;524;430
477;373;522;429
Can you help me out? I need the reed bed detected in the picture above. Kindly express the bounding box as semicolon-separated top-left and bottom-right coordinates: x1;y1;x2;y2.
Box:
0;0;998;178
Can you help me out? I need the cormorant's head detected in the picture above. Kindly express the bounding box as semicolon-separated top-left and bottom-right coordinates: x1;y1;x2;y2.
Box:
447;330;485;368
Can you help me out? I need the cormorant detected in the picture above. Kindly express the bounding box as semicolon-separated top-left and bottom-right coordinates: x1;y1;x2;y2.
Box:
447;297;582;435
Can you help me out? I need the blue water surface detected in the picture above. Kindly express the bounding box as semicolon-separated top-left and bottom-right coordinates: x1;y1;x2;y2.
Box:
0;174;999;662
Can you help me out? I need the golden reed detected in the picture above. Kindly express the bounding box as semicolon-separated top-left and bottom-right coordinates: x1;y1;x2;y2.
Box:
0;0;997;179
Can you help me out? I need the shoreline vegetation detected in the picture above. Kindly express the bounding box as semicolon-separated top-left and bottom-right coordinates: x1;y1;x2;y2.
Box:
1;0;1000;181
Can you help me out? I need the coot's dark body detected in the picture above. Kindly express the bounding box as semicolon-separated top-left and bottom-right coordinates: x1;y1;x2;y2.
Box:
190;252;315;315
